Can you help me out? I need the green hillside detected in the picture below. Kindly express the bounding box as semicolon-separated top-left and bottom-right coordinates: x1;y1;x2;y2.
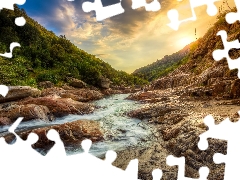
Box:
132;44;192;81
0;6;147;87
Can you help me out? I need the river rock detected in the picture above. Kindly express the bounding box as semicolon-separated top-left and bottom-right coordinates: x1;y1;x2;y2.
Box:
99;76;111;89
38;81;54;89
0;86;41;103
41;87;103;102
68;78;87;88
5;120;104;152
127;91;171;103
0;104;53;122
18;95;95;117
0;117;11;126
127;104;179;119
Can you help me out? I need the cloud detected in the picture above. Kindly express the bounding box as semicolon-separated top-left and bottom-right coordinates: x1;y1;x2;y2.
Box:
21;0;236;73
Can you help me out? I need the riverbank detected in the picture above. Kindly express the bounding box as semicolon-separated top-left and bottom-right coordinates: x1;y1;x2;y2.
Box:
1;85;239;180
113;89;240;180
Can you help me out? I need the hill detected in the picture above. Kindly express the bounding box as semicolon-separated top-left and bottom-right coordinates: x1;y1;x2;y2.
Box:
133;44;191;81
0;6;147;88
135;9;240;99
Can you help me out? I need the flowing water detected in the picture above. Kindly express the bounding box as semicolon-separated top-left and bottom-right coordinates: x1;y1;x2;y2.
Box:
0;94;154;157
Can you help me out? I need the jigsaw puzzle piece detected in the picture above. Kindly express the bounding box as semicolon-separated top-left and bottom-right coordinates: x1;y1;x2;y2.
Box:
0;42;21;58
62;139;139;180
131;0;161;11
0;0;26;26
0;0;26;11
226;0;240;24
198;115;236;150
167;155;209;180
82;0;124;21
198;115;240;179
212;30;240;78
46;129;66;157
168;0;219;30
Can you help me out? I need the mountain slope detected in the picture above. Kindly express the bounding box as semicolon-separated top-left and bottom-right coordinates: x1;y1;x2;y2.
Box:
149;8;240;98
133;44;191;81
0;6;147;87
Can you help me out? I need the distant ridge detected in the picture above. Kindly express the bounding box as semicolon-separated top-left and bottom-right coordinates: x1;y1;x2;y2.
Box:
132;43;192;81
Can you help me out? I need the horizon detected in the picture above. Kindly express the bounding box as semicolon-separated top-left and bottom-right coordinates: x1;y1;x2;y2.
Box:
20;0;235;73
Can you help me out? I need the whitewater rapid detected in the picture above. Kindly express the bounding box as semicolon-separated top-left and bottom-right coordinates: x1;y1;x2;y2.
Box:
0;94;154;157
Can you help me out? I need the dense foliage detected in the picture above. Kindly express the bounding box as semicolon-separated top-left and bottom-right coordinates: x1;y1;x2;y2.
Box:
0;6;147;87
133;44;191;81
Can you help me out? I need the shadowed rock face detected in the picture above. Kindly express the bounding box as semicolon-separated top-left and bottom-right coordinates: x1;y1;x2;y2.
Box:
5;120;104;154
0;86;41;103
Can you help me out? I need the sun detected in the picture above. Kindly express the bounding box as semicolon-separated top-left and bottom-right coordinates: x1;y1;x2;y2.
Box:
178;36;195;48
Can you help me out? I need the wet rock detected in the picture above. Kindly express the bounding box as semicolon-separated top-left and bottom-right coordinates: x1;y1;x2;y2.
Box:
41;87;103;102
18;95;95;117
0;104;53;123
0;86;41;103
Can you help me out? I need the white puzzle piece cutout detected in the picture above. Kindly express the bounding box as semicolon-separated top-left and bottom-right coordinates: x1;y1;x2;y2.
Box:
0;0;26;11
0;85;9;97
0;42;21;58
212;30;240;78
167;0;220;30
0;0;26;58
131;0;161;12
198;114;240;180
226;0;240;24
167;155;209;180
15;16;26;26
82;0;124;21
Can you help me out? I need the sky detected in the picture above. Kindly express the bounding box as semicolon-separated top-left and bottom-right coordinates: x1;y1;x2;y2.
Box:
20;0;236;73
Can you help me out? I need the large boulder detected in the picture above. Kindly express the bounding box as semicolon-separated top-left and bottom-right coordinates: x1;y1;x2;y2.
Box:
38;81;54;89
18;95;95;117
68;78;87;88
0;86;41;103
41;87;103;102
0;104;53;123
99;77;111;89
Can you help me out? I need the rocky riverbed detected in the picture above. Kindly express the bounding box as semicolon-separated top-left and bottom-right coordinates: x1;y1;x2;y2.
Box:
0;84;239;180
0;85;154;157
113;89;240;180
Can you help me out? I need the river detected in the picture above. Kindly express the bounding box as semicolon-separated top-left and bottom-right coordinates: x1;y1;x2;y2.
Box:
0;94;154;157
